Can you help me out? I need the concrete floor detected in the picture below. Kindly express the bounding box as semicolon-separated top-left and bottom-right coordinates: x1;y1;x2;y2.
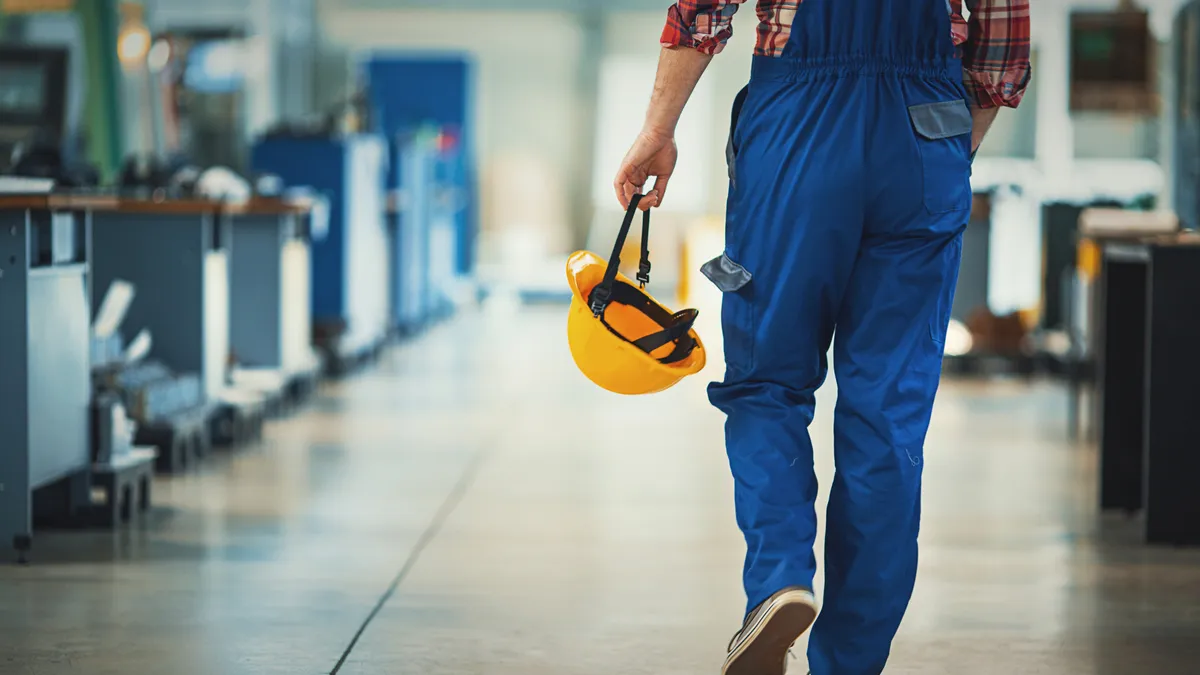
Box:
3;305;1200;675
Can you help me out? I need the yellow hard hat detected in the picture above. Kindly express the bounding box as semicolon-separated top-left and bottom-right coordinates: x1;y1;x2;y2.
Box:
566;194;706;395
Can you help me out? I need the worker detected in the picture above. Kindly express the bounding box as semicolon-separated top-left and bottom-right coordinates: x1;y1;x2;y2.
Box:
612;1;1030;674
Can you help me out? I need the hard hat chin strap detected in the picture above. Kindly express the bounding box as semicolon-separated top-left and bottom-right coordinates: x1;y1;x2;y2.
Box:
590;193;652;317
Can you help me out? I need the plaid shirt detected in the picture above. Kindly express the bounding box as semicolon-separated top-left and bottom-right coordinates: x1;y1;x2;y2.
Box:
661;0;1031;109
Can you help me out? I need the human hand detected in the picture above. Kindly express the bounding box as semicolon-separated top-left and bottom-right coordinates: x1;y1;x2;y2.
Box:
613;130;678;211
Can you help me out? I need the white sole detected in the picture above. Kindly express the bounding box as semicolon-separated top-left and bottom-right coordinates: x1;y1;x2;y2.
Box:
722;589;818;675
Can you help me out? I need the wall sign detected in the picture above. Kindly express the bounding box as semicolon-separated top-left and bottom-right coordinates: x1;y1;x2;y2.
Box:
1070;9;1157;114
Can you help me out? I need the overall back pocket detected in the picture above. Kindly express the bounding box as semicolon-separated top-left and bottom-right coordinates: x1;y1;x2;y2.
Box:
908;100;973;215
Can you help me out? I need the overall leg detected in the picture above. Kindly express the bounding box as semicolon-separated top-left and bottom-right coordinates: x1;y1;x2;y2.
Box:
807;60;971;675
707;70;869;617
707;1;968;671
808;231;962;674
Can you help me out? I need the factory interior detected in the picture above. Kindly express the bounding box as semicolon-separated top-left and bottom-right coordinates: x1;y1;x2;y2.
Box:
2;0;1200;673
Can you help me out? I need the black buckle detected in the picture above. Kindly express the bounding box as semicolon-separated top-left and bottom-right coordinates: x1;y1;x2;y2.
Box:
589;285;611;317
637;259;652;288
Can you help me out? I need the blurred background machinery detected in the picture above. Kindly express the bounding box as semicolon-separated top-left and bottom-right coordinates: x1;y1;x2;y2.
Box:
0;0;1196;558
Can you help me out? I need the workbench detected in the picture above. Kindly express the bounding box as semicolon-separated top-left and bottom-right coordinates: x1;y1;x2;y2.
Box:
91;198;232;402
90;197;267;461
1094;230;1200;546
226;197;320;408
0;192;110;558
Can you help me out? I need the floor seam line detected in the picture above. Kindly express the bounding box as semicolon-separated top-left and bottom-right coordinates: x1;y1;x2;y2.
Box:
328;449;488;674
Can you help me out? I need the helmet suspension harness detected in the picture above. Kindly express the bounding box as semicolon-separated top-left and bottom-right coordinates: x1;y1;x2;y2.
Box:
585;193;700;365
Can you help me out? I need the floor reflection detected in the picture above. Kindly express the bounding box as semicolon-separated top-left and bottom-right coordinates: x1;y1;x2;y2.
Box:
1;307;1198;675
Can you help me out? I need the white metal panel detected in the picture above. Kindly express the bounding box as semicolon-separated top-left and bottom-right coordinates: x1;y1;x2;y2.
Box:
343;136;390;354
27;267;90;488
203;251;230;398
280;239;311;375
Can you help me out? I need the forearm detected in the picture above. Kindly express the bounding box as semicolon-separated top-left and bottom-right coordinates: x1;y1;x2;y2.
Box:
960;0;1031;155
642;46;713;137
969;105;999;154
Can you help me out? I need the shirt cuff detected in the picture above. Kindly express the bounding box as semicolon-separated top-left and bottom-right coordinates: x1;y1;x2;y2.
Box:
660;7;731;55
660;36;729;55
963;64;1033;109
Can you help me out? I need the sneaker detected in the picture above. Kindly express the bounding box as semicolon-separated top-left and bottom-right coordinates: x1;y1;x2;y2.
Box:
722;586;818;675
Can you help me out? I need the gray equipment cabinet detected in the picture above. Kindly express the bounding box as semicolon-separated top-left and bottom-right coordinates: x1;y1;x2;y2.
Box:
227;198;317;382
0;194;105;558
90;200;232;402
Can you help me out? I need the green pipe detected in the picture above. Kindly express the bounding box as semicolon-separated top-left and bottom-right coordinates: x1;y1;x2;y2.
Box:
76;0;123;182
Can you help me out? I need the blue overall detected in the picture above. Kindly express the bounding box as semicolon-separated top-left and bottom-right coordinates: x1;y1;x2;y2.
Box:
702;0;971;673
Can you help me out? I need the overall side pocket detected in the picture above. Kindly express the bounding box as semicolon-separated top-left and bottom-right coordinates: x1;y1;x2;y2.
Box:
701;253;755;374
907;99;973;215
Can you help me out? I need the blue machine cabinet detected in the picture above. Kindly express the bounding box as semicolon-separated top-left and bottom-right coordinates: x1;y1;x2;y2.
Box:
366;54;476;276
0;196;96;558
386;131;461;332
251;135;391;366
388;135;432;333
428;136;461;319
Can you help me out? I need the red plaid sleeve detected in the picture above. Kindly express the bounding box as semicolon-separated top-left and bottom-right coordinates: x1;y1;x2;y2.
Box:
961;0;1032;109
661;0;748;55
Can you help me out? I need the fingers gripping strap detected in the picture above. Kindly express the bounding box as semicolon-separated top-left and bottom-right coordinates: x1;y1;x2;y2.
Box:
590;194;652;315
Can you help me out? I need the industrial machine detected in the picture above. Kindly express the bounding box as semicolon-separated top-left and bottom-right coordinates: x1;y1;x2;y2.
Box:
89;283;160;528
90;279;208;473
0;45;68;172
365;54;476;276
226;191;324;410
153;29;251;173
389;129;432;334
0;198;91;561
0;45;97;186
251;132;391;373
90;196;237;467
